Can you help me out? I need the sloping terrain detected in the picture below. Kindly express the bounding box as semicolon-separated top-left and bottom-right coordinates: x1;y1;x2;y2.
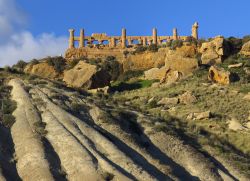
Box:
0;73;248;181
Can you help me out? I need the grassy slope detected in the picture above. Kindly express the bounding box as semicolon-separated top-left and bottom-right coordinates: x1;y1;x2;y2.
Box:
112;66;250;176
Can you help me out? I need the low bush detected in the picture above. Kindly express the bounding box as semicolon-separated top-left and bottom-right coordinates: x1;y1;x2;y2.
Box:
134;46;147;54
13;60;28;71
46;56;66;73
117;70;144;82
171;40;183;50
148;44;158;52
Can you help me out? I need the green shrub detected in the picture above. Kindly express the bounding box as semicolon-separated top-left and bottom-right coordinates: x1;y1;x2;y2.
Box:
106;56;116;61
14;60;28;71
67;59;81;69
171;40;183;50
243;35;250;44
30;59;40;65
46;56;66;73
123;50;129;57
118;70;144;82
2;99;17;115
226;37;243;55
102;60;122;81
2;114;15;128
134;46;147;54
148;44;158;52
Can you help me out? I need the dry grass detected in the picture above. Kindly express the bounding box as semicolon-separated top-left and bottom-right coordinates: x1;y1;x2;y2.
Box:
112;67;250;176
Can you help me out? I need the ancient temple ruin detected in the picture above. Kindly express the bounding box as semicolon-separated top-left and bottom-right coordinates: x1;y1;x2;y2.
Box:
68;22;199;49
65;22;199;59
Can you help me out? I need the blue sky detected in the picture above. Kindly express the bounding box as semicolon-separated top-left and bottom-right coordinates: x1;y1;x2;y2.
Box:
17;0;250;38
0;0;249;66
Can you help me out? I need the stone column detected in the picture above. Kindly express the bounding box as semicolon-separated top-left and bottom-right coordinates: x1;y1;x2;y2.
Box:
152;28;157;45
69;29;75;48
143;37;147;46
192;22;199;39
110;37;116;47
173;28;178;40
79;29;85;48
121;28;127;48
128;38;132;46
138;39;142;45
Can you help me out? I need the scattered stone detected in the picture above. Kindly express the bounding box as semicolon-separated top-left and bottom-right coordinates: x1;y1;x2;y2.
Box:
63;61;111;89
228;63;243;69
147;97;155;104
157;97;179;106
243;93;250;100
208;66;236;85
200;36;229;65
88;86;110;95
228;118;247;131
125;101;131;105
245;122;250;129
243;67;250;75
151;82;160;88
161;70;182;84
187;111;211;120
178;91;197;104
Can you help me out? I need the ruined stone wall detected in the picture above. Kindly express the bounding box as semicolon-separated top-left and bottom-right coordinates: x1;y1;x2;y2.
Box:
65;22;199;60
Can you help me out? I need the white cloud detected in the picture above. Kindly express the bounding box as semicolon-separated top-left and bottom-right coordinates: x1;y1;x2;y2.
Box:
0;0;68;67
0;32;68;66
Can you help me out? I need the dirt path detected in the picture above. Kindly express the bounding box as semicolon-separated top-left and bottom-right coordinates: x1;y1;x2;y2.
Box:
4;78;249;181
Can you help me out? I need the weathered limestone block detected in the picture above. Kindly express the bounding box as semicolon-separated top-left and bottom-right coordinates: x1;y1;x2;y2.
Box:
24;62;59;79
144;66;182;84
228;63;243;68
187;111;211;120
63;61;111;89
123;48;166;72
144;67;167;80
200;36;229;65
240;41;250;57
165;48;198;75
178;91;197;105
157;97;179;106
208;66;233;85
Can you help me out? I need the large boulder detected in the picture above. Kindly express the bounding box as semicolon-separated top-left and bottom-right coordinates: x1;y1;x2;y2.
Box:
240;41;250;57
200;36;229;65
144;67;167;80
63;61;111;89
144;67;182;84
24;62;59;79
165;49;198;75
208;66;237;85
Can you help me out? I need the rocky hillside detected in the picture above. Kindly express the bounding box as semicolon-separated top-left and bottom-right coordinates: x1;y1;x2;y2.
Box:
0;37;250;180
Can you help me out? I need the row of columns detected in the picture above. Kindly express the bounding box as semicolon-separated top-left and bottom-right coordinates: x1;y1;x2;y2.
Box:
68;23;199;49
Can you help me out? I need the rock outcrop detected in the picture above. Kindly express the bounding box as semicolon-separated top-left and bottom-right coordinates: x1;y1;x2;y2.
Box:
24;62;59;79
200;36;229;65
63;61;111;89
165;48;198;75
208;66;233;85
122;48;166;72
240;41;250;57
